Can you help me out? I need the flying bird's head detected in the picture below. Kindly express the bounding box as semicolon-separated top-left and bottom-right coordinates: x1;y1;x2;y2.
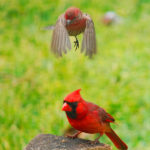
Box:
65;7;82;25
62;89;88;119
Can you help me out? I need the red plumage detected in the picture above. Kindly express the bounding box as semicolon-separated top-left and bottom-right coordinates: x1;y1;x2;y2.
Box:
65;7;86;36
62;89;128;150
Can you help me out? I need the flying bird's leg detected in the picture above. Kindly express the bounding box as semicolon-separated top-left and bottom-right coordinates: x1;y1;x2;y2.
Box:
67;131;82;139
74;36;79;50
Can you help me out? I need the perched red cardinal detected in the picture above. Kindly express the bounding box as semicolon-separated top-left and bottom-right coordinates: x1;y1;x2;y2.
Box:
62;89;128;150
50;7;96;57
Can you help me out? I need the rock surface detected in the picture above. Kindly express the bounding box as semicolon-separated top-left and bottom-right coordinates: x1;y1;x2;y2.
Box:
24;134;111;150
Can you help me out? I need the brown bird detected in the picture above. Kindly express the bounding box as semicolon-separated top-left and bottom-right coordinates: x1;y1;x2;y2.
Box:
50;7;97;57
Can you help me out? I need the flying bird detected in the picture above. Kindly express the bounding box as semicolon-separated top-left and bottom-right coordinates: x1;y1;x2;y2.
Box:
50;7;97;57
62;89;128;150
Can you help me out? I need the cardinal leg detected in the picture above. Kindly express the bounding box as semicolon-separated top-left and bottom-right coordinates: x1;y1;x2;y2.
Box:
74;36;79;50
92;133;103;144
67;131;82;139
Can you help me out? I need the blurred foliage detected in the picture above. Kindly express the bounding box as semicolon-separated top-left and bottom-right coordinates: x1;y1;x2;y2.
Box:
0;0;150;149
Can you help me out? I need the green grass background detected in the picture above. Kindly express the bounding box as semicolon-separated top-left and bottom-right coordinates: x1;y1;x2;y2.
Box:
0;0;150;149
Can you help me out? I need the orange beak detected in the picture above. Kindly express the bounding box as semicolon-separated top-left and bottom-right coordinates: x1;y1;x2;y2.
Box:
62;102;72;112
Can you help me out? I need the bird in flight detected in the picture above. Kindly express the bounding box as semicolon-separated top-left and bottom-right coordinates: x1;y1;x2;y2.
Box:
49;7;97;57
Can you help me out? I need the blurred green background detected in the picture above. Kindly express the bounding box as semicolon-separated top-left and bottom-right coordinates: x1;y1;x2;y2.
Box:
0;0;150;149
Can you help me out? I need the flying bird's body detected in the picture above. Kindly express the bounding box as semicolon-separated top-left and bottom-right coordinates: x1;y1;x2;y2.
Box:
62;89;128;150
51;7;96;57
66;17;86;36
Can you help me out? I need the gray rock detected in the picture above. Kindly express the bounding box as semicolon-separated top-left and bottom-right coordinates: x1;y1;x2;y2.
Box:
24;134;111;150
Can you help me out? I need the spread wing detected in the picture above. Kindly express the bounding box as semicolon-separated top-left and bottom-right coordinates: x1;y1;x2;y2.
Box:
51;14;71;57
81;14;97;58
98;107;115;123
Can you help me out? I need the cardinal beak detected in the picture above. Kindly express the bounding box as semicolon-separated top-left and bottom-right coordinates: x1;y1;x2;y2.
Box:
62;102;72;112
66;19;72;25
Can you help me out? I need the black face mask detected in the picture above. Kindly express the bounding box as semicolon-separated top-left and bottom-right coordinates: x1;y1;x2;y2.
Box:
63;101;78;119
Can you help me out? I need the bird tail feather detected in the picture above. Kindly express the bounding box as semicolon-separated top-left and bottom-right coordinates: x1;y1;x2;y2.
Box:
105;128;128;150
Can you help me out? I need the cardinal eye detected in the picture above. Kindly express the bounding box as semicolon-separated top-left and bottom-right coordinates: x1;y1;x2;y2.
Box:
71;102;78;107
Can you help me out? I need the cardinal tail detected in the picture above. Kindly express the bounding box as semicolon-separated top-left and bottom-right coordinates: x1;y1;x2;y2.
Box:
105;128;128;150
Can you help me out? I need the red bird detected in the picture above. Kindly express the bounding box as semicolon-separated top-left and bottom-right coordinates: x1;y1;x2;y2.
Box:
62;89;128;150
51;7;96;57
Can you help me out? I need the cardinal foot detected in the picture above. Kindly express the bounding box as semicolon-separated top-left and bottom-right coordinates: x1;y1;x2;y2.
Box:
67;135;78;139
67;131;82;139
89;140;101;145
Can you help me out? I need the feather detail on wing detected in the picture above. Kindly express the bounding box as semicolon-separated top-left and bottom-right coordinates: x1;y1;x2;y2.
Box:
98;107;115;123
81;14;96;58
51;14;71;56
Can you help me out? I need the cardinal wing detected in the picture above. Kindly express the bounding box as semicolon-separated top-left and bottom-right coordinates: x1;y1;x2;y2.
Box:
98;107;115;123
